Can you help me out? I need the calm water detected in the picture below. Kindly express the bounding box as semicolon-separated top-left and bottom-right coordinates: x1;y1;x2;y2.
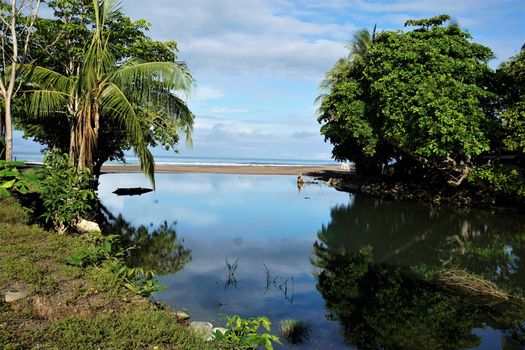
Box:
98;173;525;349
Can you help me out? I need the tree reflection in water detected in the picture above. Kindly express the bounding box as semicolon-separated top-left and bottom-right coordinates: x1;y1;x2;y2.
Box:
98;204;191;276
312;195;525;349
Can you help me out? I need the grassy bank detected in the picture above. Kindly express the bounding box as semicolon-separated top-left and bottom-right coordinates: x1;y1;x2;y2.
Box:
0;197;212;350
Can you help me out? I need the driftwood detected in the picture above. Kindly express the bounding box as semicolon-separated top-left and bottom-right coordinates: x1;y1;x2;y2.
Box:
432;268;509;305
112;187;153;196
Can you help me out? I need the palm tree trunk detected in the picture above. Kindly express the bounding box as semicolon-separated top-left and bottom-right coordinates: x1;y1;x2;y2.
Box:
68;117;76;165
77;113;86;172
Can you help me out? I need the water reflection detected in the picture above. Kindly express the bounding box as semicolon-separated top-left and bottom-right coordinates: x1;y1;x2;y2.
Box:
312;196;525;349
97;174;525;349
99;205;192;275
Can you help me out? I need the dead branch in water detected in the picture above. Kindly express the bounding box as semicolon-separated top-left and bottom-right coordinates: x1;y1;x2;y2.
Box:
432;268;509;305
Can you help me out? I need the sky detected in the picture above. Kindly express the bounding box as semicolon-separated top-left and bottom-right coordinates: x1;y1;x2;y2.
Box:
13;0;525;163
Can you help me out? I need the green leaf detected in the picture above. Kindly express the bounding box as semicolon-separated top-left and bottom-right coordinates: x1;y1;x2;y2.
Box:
0;187;11;197
1;180;16;188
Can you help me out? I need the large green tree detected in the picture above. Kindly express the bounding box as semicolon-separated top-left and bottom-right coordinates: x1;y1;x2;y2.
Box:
17;0;194;179
317;26;389;175
318;15;497;182
21;0;194;185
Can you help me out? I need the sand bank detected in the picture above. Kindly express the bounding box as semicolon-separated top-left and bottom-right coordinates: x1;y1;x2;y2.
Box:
101;164;344;176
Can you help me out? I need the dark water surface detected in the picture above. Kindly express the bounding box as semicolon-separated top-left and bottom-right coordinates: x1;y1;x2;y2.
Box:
98;173;525;349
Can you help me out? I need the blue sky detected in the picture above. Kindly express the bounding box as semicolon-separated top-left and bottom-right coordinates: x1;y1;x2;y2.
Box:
14;0;525;162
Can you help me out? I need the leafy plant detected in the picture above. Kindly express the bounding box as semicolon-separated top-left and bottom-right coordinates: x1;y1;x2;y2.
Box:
215;315;281;350
115;266;166;297
38;152;95;233
67;232;120;267
0;160;39;197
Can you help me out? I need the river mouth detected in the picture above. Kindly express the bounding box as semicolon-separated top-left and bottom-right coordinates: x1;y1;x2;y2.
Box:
98;173;525;349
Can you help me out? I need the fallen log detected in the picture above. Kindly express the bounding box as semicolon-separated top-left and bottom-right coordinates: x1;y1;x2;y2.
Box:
112;187;153;196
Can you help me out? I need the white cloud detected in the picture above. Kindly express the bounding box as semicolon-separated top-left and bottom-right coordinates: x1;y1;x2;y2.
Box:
193;85;225;101
123;0;353;79
209;106;248;114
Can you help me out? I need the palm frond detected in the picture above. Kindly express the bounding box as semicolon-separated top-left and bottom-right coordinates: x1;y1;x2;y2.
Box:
23;89;69;117
100;82;155;187
21;65;74;93
113;61;194;95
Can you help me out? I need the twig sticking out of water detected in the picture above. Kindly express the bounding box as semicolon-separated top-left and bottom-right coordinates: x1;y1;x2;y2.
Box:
261;263;295;303
225;258;239;289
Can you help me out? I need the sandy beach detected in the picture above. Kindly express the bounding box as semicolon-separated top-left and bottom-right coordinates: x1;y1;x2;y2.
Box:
101;164;344;177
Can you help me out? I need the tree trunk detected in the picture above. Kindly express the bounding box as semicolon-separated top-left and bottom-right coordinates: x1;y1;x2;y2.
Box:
4;98;12;161
0;113;4;159
77;114;86;172
68;117;76;164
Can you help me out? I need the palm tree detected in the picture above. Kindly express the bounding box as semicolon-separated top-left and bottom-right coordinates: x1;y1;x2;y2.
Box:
317;25;377;101
23;0;194;187
346;24;377;64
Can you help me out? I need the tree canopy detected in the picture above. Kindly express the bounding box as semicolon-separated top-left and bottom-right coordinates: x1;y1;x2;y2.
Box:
16;0;194;181
318;15;524;204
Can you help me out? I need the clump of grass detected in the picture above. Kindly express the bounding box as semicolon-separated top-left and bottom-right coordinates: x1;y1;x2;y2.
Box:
280;319;311;344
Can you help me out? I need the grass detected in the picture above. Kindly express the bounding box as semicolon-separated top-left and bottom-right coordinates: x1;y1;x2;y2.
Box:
0;198;214;349
280;319;311;344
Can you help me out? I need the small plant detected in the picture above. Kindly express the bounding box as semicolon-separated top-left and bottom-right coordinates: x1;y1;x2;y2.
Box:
67;232;120;267
0;160;39;197
115;266;166;297
39;152;95;233
280;319;311;344
215;315;281;350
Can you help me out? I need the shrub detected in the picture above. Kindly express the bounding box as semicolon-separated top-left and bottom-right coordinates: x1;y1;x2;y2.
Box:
215;315;281;350
39;152;95;233
0;160;39;197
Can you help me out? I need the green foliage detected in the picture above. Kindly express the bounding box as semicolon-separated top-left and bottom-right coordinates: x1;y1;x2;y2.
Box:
319;15;525;203
115;266;166;297
215;315;281;350
67;232;119;267
469;165;525;201
18;0;195;182
38;152;95;232
496;49;525;154
322;15;494;168
0;160;39;197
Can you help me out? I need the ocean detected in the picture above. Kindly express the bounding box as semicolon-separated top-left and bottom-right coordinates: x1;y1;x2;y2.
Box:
12;151;339;167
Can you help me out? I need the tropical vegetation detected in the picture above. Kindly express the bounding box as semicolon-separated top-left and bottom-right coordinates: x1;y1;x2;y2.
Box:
318;15;525;205
19;0;193;186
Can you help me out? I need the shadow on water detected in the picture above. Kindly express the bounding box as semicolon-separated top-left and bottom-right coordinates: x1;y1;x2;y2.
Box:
98;204;192;276
312;195;525;349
